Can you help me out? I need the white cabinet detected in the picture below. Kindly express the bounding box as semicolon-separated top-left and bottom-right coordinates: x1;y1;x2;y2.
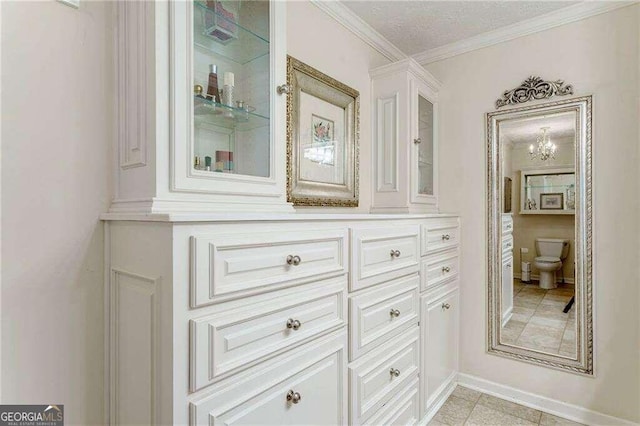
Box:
370;58;441;213
104;214;460;425
112;1;292;215
421;288;459;414
502;255;514;326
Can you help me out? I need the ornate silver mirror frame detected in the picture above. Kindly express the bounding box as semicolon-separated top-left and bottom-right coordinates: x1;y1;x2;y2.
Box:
487;96;593;375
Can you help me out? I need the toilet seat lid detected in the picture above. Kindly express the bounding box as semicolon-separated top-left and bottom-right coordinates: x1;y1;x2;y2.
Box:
536;256;561;263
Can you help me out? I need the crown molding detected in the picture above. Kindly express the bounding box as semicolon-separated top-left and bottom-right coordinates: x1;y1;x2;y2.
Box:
413;1;637;65
310;0;407;62
370;58;442;90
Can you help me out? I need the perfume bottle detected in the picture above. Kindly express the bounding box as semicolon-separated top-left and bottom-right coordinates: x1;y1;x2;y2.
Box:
205;156;212;172
206;64;220;103
222;72;234;107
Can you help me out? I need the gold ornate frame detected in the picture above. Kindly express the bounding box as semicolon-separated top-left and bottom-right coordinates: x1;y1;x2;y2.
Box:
487;96;593;375
286;55;360;206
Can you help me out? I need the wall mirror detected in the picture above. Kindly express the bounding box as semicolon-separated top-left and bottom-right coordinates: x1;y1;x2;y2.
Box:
487;96;593;375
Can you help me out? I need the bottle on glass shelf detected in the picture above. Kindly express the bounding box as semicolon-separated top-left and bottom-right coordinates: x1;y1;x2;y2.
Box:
206;64;220;103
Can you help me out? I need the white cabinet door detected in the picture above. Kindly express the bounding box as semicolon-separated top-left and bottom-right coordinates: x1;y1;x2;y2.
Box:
421;289;459;414
502;255;514;326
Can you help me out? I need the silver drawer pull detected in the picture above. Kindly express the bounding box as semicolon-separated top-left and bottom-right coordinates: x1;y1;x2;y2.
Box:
389;368;401;377
442;234;450;241
286;318;302;330
442;303;451;310
414;137;422;144
389;249;401;258
389;309;401;317
277;84;291;95
286;389;302;404
286;255;302;266
442;266;451;273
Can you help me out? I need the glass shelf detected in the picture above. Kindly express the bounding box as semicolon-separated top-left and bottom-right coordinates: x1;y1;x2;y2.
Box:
194;96;269;131
194;1;269;65
525;184;574;189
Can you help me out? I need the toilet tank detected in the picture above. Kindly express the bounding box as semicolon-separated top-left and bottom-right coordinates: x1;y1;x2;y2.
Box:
536;238;570;259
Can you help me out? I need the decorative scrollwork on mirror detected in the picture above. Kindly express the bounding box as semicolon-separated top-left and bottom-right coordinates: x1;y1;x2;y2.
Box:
496;76;574;109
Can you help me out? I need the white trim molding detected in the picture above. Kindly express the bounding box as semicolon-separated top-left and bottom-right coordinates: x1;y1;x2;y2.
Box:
310;0;407;62
412;1;637;64
458;374;638;426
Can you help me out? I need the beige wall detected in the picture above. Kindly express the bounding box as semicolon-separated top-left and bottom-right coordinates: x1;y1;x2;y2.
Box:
287;1;391;213
1;1;113;424
427;5;640;422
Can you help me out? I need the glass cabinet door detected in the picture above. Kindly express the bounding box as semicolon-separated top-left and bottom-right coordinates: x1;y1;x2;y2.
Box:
192;0;270;177
417;95;434;196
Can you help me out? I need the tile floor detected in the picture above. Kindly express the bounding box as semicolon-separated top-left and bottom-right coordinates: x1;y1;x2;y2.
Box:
430;385;584;426
502;279;576;357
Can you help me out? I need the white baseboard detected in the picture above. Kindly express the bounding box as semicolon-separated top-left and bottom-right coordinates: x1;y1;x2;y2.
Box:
457;373;636;426
514;272;575;285
418;373;457;425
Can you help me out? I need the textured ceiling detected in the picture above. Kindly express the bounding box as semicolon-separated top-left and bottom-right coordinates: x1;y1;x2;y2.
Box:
500;112;576;145
342;1;579;55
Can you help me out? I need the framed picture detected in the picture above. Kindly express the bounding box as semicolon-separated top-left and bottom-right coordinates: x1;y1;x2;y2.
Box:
286;55;360;206
540;193;564;210
503;177;512;213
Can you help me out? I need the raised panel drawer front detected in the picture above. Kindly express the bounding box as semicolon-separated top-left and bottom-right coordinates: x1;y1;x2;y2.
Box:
190;331;347;426
421;218;459;256
349;327;420;426
190;228;348;307
502;234;514;255
364;377;420;426
502;214;513;235
350;225;420;291
190;277;346;391
350;274;419;361
421;249;459;292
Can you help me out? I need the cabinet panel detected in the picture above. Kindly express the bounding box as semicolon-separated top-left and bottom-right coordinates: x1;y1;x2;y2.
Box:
420;249;459;293
421;289;459;413
364;377;420;426
190;277;346;391
350;225;420;291
349;327;420;426
349;275;419;361
190;228;347;307
502;255;514;326
421;218;459;256
190;331;347;426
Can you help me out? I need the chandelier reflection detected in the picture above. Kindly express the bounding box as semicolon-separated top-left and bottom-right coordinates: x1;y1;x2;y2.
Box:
529;127;556;161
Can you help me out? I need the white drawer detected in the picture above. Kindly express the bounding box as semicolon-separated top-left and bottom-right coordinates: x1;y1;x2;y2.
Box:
502;234;514;254
349;327;420;426
190;331;347;426
364;377;420;426
502;214;513;235
350;225;420;292
190;277;346;391
349;274;419;361
190;228;348;307
421;218;460;256
420;249;459;292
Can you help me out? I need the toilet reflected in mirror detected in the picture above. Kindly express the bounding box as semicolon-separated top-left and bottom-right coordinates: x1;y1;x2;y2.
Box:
499;111;577;359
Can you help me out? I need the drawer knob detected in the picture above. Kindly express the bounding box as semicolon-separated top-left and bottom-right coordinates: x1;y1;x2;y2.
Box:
286;389;302;404
286;318;302;330
286;255;302;266
414;137;422;144
389;368;401;377
442;303;451;310
442;234;450;241
442;266;451;273
389;249;401;258
389;309;401;317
